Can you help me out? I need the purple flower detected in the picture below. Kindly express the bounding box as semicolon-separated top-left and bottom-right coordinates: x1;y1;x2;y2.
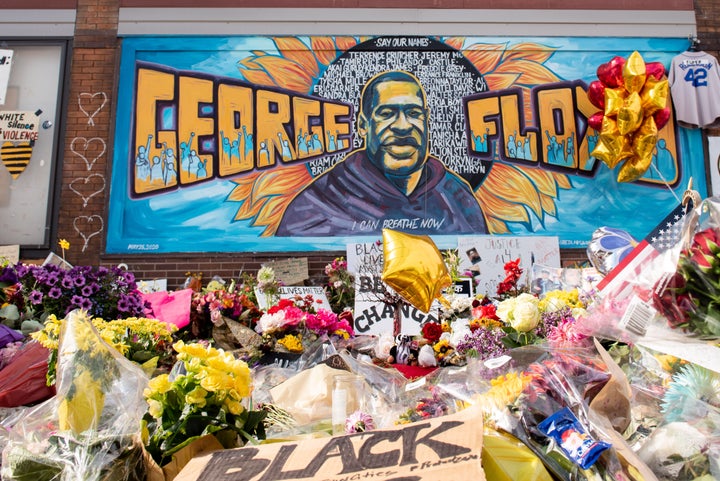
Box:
73;274;87;287
28;290;43;305
45;270;60;286
81;285;95;297
70;295;92;311
61;275;75;289
455;328;508;361
48;287;62;299
0;267;17;285
117;296;131;313
14;264;29;278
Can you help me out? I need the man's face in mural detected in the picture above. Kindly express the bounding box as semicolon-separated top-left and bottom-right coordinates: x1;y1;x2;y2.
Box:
358;78;429;176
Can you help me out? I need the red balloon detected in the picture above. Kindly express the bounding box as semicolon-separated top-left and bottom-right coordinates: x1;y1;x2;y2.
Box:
597;56;626;88
646;61;666;81
654;106;671;130
588;81;606;110
588;111;604;131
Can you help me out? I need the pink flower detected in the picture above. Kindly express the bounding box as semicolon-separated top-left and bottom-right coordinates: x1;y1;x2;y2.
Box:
547;319;591;348
345;411;375;434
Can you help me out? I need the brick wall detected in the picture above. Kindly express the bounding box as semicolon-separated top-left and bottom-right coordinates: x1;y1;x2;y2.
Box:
53;0;712;289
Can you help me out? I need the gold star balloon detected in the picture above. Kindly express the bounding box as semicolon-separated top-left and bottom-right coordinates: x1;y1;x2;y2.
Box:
588;51;669;183
381;229;451;313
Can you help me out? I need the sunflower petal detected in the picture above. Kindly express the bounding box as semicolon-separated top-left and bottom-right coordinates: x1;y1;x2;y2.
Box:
237;59;275;86
311;37;341;66
443;37;466;51
501;42;556;64
334;36;361;52
274;37;321;78
462;43;506;74
484;73;521;90
249;56;315;92
494;59;560;85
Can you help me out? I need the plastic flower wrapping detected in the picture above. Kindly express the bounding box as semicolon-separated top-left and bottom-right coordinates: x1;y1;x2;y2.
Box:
0;309;149;481
576;195;720;373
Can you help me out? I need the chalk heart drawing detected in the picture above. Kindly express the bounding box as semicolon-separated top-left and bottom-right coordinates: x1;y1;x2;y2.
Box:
78;92;108;127
73;215;104;252
70;137;106;171
69;173;106;207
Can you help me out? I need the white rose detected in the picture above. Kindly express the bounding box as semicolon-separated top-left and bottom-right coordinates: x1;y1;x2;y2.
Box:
496;297;517;324
508;293;540;332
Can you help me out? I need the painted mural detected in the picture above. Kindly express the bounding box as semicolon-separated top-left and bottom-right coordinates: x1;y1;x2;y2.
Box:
108;35;706;253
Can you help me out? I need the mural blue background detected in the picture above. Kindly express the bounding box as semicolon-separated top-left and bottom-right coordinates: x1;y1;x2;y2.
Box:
108;36;706;253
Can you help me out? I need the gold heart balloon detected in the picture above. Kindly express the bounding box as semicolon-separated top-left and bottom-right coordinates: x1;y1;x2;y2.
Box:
381;228;451;313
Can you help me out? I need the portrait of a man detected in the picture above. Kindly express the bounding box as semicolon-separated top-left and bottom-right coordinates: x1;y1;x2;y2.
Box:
275;70;488;237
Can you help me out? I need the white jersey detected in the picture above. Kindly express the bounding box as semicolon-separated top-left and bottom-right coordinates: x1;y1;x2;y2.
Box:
668;51;720;128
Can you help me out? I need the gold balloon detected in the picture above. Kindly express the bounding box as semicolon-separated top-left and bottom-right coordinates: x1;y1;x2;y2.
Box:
604;87;627;117
591;139;619;167
640;76;669;115
599;116;633;168
623;51;647;94
632;115;659;160
618;154;654;183
616;92;643;135
381;228;451;313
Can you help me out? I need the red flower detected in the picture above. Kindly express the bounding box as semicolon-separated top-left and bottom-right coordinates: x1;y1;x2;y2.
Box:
421;322;443;343
472;303;498;321
692;228;720;255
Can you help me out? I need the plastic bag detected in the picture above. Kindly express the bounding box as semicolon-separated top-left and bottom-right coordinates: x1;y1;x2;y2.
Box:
1;309;149;481
438;344;647;481
0;341;55;407
577;196;720;373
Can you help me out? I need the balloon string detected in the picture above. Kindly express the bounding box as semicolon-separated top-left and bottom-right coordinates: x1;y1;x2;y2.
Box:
648;161;683;205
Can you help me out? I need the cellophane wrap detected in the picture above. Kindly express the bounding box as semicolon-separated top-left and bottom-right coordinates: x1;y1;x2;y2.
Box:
577;196;720;374
1;309;149;481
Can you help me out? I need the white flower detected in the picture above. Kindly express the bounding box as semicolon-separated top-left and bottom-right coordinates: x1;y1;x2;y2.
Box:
498;293;540;332
637;422;709;478
257;266;275;283
449;318;471;347
255;311;286;334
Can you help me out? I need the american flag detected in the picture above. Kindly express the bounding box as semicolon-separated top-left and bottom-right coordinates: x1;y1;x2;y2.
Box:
597;202;691;295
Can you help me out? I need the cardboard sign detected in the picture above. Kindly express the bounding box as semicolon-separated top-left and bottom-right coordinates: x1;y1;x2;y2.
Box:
0;244;19;264
262;258;309;286
347;242;442;336
175;404;486;481
457;236;560;297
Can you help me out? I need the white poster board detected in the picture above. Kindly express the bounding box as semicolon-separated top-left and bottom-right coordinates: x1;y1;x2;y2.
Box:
0;244;19;264
255;285;330;311
347;242;439;336
0;50;12;105
457;236;561;297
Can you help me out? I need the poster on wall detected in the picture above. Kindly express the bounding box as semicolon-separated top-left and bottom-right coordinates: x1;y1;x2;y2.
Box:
457;235;560;297
0;110;39;180
0;50;12;106
346;240;440;337
108;36;706;254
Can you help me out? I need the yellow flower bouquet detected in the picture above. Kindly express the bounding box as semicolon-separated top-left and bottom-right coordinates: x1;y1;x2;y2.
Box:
1;309;149;481
142;340;266;467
